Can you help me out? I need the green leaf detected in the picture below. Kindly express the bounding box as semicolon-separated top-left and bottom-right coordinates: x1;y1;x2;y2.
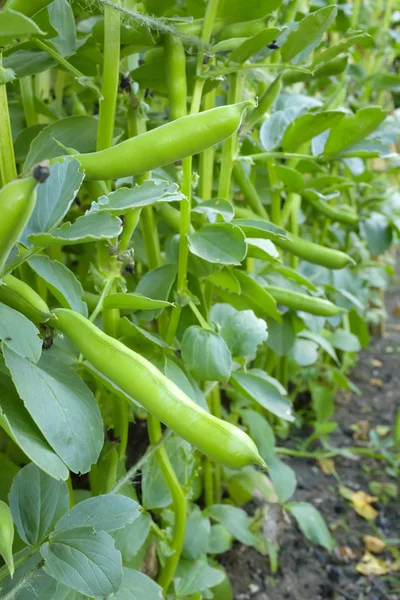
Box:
246;238;279;261
242;409;275;462
275;165;305;193
111;568;163;600
4;48;56;79
103;293;172;311
41;528;123;597
188;224;247;265
30;212;123;246
112;513;152;562
298;330;338;363
207;505;258;546
0;66;16;84
207;524;233;554
231;370;293;421
329;329;361;352
260;111;292;150
311;33;372;67
181;326;232;382
281;6;338;64
232;218;286;241
48;0;77;57
28;255;88;317
0;303;42;362
174;558;225;598
215;307;268;358
20;159;84;247
324;107;387;155
268;455;297;503
192;199;234;223
206;268;241;293
53;495;140;534
291;338;319;366
233;270;281;322
92;180;184;213
183;505;211;559
142;437;193;509
9;463;69;546
286;502;335;551
282;111;345;152
0;9;45;44
0;367;69;481
24;116;98;169
3;350;103;474
360;212;392;256
218;0;283;21
266;313;295;355
135;263;177;320
231;28;280;63
311;384;334;422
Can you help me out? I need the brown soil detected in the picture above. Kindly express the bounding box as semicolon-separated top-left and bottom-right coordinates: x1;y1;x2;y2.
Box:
221;281;400;600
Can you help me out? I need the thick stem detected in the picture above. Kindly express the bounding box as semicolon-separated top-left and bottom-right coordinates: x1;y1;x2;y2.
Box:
351;0;362;28
97;0;121;152
19;77;36;127
266;159;282;225
198;89;216;200
190;0;220;114
288;193;301;269
211;385;222;502
0;56;17;184
147;415;186;593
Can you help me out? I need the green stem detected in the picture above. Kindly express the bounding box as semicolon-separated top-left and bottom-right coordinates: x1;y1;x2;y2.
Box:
97;0;121;153
19;76;37;127
211;385;222;502
141;205;162;270
218;72;244;199
190;0;220;114
203;456;214;507
0;56;17;184
53;70;66;114
0;547;37;582
351;0;362;28
266;159;281;226
284;0;299;22
148;415;186;594
198;89;216;200
382;0;394;34
233;162;269;218
288;193;301;269
202;63;312;79
33;38;84;79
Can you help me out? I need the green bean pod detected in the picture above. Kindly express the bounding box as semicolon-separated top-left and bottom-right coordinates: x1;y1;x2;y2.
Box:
274;233;354;269
0;275;51;323
303;190;359;225
263;285;343;316
5;0;53;17
72;102;252;180
51;309;265;470
0;500;14;578
0;177;37;276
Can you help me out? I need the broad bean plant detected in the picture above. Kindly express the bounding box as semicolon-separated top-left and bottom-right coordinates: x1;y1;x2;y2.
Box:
0;0;398;598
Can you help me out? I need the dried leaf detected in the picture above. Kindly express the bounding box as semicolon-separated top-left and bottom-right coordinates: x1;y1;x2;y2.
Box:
337;545;357;561
316;458;335;474
375;425;390;437
370;359;383;367
370;378;383;387
356;552;390;576
363;535;386;554
339;485;378;520
392;304;400;316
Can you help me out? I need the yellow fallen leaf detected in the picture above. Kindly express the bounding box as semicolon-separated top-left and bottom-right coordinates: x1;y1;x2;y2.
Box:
363;535;386;554
352;491;378;520
370;359;383;367
356;552;391;576
316;458;335;474
338;486;378;520
370;378;383;387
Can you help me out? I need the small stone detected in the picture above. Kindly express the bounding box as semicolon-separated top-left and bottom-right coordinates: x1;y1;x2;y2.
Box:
249;583;260;594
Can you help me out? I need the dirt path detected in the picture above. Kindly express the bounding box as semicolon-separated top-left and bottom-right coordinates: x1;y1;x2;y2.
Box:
223;281;400;600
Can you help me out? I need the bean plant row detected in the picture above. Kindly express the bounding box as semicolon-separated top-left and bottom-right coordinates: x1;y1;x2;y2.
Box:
0;0;398;598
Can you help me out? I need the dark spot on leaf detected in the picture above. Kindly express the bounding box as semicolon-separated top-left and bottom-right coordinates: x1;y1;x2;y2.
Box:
33;164;51;183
